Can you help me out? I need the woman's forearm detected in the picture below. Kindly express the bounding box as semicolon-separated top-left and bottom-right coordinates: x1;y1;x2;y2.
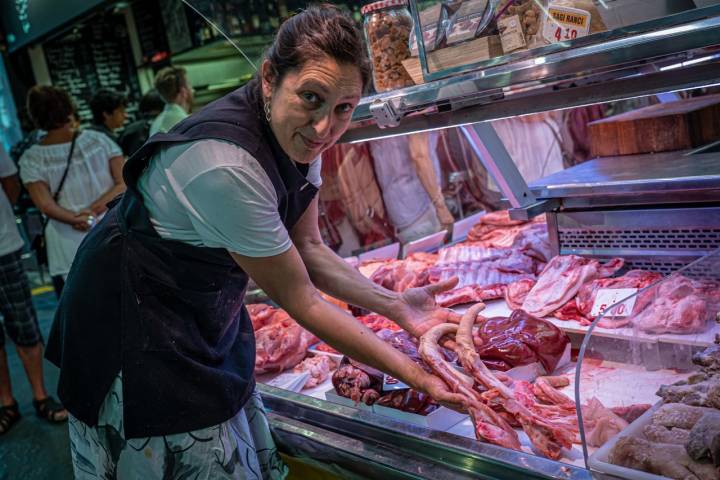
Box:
90;183;126;215
40;201;85;225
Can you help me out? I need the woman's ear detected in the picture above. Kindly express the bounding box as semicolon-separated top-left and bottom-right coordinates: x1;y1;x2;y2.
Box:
261;60;275;100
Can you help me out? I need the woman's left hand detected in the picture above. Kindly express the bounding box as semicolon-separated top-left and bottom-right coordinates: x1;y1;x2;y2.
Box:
394;278;461;338
415;370;467;412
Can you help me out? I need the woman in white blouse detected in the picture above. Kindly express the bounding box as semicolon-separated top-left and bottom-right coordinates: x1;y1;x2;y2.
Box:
19;86;125;293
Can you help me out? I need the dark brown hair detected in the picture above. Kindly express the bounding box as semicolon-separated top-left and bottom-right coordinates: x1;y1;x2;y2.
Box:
154;66;188;103
26;85;76;131
262;4;371;91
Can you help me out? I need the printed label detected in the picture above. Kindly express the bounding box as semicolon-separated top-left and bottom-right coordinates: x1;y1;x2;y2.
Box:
591;288;639;318
383;374;410;391
498;15;526;53
542;6;591;44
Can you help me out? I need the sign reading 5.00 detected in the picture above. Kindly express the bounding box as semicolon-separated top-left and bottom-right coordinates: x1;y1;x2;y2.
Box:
542;5;591;43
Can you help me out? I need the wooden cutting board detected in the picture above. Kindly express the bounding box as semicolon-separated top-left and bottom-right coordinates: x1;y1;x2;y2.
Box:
588;94;720;157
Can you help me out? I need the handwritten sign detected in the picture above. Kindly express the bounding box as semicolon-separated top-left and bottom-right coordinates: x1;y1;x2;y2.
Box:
591;288;639;318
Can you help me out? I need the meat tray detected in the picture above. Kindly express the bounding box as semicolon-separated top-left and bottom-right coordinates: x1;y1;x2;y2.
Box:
324;388;467;431
588;401;716;480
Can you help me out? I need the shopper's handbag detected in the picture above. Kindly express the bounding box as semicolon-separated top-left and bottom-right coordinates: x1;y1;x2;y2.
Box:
30;131;78;267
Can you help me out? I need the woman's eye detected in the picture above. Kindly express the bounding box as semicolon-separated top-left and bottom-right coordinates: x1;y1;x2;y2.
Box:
301;92;320;105
337;103;354;114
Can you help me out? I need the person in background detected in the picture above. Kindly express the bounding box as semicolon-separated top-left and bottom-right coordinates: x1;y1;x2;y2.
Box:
88;89;128;145
0;143;68;435
370;132;454;243
118;89;165;157
150;66;193;135
19;86;126;296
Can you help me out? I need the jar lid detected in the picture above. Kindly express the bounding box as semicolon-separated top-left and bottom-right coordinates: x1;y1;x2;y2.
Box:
361;0;409;16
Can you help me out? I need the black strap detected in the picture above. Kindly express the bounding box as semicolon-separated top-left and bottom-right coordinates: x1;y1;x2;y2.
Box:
42;131;78;229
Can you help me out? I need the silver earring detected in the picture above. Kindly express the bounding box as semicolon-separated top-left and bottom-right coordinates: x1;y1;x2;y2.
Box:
264;101;271;122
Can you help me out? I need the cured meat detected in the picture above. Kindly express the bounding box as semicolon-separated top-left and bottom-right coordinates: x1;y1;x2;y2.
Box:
473;310;569;373
436;284;507;307
505;279;535;310
643;424;690;445
656;377;720;409
609;436;719;480
651;403;707;430
522;255;624;318
687;412;720;466
633;275;715;335
293;355;337;389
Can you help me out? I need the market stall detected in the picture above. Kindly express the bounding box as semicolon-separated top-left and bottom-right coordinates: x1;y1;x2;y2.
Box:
241;1;720;478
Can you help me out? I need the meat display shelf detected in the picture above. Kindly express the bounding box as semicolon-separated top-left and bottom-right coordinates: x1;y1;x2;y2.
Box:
459;299;720;348
340;5;720;143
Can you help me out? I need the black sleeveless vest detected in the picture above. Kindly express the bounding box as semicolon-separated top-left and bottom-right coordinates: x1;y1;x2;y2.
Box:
45;81;318;438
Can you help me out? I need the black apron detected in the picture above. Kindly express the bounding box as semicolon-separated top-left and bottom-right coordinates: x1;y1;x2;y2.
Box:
46;80;318;438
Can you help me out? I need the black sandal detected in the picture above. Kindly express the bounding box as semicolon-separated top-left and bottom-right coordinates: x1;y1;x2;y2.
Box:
33;396;68;423
0;401;21;435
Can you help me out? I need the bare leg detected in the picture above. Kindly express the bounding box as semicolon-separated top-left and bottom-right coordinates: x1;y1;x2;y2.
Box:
0;347;14;407
15;343;48;401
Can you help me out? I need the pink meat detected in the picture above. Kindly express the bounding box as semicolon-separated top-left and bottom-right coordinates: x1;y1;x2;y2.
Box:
253;309;318;374
436;284;507;307
293;355;337;389
522;255;624;318
576;270;663;323
505;279;536;310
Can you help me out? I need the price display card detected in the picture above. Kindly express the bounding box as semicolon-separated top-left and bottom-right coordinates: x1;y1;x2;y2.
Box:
542;5;591;43
591;288;639;318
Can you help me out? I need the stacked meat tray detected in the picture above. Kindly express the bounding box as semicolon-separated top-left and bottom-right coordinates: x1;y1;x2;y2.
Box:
249;209;720;480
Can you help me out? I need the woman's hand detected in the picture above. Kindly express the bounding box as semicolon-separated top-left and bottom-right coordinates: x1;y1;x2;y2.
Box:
414;370;467;412
393;278;462;338
71;210;93;231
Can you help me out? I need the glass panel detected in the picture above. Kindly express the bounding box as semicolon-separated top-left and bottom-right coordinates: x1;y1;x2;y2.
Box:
576;248;720;474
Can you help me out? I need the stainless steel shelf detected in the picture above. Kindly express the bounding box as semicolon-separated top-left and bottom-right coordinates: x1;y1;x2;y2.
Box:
530;151;720;201
342;6;720;143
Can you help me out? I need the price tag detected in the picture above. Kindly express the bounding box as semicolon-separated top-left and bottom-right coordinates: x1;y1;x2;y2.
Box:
591;288;639;318
542;5;591;44
383;374;409;392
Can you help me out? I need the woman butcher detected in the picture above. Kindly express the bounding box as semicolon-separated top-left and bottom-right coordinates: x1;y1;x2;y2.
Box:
47;6;464;479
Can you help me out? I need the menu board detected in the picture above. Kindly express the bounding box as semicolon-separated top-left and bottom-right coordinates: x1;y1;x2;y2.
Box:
43;13;141;125
132;1;171;64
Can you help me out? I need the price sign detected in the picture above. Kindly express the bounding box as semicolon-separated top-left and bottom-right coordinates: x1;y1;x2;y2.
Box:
542;5;591;44
591;288;639;318
383;374;409;392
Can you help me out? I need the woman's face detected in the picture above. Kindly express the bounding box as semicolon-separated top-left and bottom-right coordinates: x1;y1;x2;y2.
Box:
262;57;362;164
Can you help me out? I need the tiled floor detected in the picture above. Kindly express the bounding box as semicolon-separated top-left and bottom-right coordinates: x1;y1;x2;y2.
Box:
0;291;73;480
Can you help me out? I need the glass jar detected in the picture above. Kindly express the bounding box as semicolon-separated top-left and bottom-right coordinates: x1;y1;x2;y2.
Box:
361;0;415;93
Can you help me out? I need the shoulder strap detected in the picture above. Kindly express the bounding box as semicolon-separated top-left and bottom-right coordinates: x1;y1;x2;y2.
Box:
54;131;79;202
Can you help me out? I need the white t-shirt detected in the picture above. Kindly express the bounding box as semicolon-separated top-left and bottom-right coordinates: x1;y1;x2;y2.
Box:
19;130;122;277
0;145;24;257
138;139;322;257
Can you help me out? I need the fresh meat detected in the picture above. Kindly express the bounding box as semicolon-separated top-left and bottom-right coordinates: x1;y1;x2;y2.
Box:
436;284;507;307
247;303;278;331
582;397;629;447
609;436;719;480
366;253;437;292
432;245;541;293
293;355;337;389
357;314;400;332
254;318;318;374
376;389;438;415
522;255;624;318
332;359;382;405
687;412;720;466
419;322;522;450
473;310;569;373
315;343;340;354
611;404;652;423
455;304;576;460
533;376;574;407
633;275;715;335
467;211;551;262
643;424;690;445
574;270;663;325
505;279;535;310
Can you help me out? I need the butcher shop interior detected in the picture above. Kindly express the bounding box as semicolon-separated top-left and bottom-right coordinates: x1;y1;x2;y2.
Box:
0;0;720;479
